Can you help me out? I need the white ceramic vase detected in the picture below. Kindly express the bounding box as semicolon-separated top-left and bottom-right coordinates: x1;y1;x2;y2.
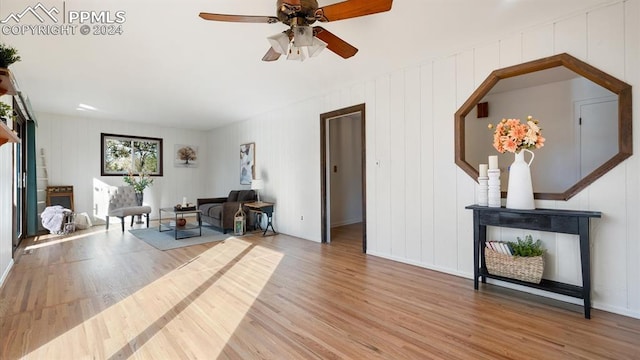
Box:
506;149;535;210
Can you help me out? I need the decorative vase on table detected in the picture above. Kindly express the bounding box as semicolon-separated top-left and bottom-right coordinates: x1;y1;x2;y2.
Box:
123;170;154;224
489;115;544;210
506;149;535;210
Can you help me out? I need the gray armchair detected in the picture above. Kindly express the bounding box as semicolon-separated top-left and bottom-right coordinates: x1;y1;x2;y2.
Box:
106;186;151;232
197;190;256;233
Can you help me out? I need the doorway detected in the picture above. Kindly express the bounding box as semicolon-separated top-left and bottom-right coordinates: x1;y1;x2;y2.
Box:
320;104;366;252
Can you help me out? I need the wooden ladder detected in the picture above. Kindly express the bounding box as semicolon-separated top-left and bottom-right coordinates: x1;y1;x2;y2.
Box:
36;148;49;233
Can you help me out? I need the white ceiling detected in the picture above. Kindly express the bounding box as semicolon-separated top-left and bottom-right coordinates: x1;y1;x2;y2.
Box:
2;0;616;130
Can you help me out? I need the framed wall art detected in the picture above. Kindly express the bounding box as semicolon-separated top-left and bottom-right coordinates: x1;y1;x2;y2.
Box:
240;142;255;185
174;144;198;167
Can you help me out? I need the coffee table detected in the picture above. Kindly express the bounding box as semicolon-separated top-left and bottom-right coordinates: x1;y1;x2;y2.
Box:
159;207;202;240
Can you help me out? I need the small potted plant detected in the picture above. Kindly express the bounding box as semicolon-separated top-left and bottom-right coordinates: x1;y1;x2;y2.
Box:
0;43;21;68
508;235;544;257
0;102;14;125
485;234;545;283
123;170;154;205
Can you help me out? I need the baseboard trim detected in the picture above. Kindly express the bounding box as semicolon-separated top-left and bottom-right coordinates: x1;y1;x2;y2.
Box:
0;258;14;289
330;218;362;228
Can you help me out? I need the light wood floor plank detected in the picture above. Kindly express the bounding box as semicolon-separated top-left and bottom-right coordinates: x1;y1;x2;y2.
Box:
1;222;639;359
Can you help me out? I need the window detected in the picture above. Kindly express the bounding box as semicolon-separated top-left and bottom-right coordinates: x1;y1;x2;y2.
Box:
101;133;163;176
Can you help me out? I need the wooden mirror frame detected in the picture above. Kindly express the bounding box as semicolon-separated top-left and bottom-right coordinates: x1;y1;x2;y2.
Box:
455;53;632;201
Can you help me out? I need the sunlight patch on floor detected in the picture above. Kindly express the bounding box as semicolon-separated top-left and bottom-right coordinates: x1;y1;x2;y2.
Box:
25;228;105;251
23;237;284;359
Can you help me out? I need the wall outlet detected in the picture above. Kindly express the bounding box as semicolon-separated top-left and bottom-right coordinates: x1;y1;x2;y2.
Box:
300;216;304;220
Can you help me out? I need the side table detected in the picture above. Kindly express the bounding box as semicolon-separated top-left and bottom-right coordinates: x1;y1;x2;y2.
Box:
245;201;276;236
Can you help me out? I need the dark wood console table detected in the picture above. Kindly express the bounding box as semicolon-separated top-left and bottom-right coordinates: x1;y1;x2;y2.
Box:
466;205;601;318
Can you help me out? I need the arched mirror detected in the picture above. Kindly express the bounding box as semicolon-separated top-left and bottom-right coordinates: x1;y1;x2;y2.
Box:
455;53;632;200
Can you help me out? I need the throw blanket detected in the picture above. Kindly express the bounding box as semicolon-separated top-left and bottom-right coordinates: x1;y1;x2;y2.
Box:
41;205;72;234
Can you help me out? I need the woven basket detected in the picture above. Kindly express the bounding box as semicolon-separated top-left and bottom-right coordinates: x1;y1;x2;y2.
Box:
485;247;544;283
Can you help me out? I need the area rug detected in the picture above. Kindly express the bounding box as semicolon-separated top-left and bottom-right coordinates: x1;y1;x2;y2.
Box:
129;226;232;250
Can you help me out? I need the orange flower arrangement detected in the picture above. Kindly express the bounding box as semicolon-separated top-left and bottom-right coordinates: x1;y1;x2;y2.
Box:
488;116;545;153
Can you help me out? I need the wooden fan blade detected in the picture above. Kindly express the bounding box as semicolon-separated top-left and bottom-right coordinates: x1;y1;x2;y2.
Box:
199;12;279;24
317;0;392;22
314;27;358;59
262;47;282;62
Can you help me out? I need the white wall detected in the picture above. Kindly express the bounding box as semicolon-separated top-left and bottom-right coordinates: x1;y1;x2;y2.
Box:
205;101;323;241
206;1;640;318
34;113;211;222
0;95;15;286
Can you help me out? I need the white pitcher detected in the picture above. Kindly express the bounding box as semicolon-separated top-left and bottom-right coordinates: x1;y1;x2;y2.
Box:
506;149;535;210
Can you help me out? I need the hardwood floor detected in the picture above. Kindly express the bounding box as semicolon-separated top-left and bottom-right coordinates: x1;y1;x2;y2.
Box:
1;222;639;359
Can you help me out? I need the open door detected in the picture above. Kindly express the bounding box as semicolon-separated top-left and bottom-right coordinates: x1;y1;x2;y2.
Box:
320;103;366;252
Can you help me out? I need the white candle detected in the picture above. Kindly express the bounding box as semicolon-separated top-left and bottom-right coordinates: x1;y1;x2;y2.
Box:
488;156;498;170
479;164;488;177
182;197;187;206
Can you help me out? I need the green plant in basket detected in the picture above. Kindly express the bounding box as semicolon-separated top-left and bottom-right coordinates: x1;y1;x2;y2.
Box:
508;235;544;257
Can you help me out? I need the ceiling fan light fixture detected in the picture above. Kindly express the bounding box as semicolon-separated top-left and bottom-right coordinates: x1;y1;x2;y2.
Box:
286;45;306;61
201;0;393;62
308;37;327;57
267;32;290;54
292;25;313;46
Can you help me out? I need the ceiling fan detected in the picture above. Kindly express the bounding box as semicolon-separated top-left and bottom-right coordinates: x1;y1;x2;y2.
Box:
199;0;393;61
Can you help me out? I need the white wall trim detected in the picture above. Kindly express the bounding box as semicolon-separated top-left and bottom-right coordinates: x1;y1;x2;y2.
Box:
367;251;471;279
331;218;363;228
0;258;14;289
591;303;640;320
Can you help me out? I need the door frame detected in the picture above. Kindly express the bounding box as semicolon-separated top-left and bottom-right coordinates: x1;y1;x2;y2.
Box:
12;97;27;252
320;103;366;252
